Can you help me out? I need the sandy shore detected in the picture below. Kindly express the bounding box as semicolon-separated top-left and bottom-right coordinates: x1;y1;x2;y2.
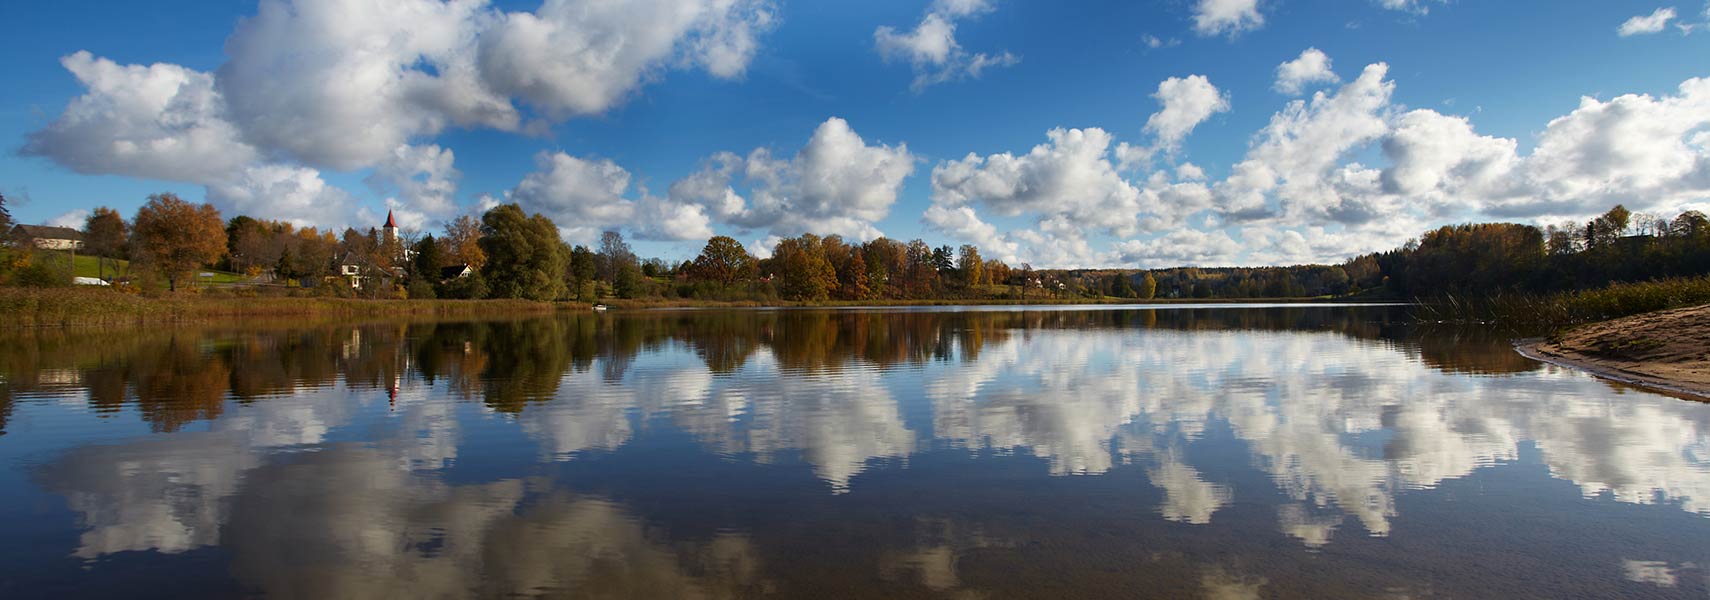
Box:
1518;303;1710;399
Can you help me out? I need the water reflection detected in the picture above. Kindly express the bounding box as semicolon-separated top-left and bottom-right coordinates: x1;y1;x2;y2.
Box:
3;306;1709;597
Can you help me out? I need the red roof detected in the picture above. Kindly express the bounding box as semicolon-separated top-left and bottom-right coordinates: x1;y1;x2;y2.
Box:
384;210;397;228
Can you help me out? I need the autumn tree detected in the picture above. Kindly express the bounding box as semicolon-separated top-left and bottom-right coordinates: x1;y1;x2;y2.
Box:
688;235;757;289
957;245;984;288
1139;272;1158;300
984;259;1011;288
131;193;226;291
773;234;837;301
861;237;907;297
276;227;336;284
903;239;939;297
478;204;567;301
441;215;486;270
1585;204;1631;251
835;248;872;300
82;207;128;280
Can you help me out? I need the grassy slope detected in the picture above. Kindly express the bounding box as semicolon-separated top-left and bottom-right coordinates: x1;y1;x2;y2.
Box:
67;254;247;284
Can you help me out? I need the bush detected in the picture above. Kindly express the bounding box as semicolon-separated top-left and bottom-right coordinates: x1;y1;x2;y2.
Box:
440;272;488;300
407;278;437;299
11;256;73;287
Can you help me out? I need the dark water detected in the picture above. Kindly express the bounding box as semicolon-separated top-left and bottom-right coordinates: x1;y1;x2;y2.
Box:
2;305;1708;599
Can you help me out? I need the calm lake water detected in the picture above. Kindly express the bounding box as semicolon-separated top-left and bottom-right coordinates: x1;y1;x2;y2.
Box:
2;305;1708;598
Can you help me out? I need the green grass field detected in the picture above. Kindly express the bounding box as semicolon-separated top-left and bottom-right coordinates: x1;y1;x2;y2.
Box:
62;253;247;284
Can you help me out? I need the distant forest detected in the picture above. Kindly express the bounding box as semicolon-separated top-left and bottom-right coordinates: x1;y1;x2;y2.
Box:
4;190;1708;303
1074;205;1709;300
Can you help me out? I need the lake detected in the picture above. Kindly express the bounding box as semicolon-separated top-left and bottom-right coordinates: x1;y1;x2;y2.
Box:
1;305;1708;598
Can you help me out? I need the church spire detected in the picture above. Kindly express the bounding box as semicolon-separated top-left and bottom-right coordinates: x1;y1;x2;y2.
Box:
384;210;398;229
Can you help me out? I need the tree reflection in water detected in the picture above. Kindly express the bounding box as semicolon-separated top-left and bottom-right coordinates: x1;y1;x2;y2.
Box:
5;306;1710;598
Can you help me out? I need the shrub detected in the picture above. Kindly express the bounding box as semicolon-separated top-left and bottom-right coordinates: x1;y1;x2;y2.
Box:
407;278;437;300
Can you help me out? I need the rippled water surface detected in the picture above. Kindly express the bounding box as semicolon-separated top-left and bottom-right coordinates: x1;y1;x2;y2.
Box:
3;305;1709;598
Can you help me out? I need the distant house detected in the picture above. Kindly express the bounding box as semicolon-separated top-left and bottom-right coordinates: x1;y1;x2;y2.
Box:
335;251;392;290
9;224;85;251
440;264;473;281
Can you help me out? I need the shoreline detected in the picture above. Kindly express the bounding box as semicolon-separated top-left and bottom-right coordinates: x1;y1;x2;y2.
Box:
0;287;1401;328
1515;303;1710;401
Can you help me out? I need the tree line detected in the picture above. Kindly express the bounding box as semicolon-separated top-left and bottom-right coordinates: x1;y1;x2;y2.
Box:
4;192;1707;303
1353;204;1710;298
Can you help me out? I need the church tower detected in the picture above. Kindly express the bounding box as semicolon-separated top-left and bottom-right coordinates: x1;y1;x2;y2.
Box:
382;210;398;243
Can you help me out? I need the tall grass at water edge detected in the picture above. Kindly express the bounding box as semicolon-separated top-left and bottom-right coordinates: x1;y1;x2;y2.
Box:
1414;275;1710;329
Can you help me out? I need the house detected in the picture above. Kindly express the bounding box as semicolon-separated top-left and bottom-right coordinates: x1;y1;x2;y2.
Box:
9;224;85;251
334;212;417;290
335;251;393;290
440;264;473;281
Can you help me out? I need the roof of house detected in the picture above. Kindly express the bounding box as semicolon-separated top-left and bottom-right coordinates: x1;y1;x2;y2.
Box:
337;251;376;267
440;264;472;279
11;224;85;241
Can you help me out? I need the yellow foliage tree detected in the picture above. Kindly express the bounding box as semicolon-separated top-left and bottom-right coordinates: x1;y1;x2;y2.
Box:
132;193;226;291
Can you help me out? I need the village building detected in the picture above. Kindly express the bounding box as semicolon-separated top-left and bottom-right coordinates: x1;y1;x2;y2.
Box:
334;211;413;289
440;264;474;281
8;224;85;251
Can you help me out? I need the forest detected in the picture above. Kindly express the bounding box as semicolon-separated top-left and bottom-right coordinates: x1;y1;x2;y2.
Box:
4;191;1708;304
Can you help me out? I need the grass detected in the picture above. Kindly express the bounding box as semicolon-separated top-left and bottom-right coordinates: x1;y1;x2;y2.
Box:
0;287;571;328
1416;275;1710;328
43;252;248;284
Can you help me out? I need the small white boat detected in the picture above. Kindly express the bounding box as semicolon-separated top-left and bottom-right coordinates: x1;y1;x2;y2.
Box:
592;304;608;312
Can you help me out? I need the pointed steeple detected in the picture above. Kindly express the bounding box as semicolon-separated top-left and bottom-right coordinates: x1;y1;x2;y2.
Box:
382;210;398;244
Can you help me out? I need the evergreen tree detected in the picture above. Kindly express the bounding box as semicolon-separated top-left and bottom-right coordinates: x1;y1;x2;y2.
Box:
412;234;443;280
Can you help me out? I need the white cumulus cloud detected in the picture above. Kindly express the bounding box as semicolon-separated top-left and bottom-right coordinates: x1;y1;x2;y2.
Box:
27;0;780;232
205;164;356;229
478;0;774;117
1274;48;1339;96
1146;75;1232;151
1192;0;1264;37
24;52;258;184
670;117;916;240
506;152;641;244
367;144;462;223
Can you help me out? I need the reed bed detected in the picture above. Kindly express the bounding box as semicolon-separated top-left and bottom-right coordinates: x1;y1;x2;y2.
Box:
0;287;566;328
1414;275;1710;328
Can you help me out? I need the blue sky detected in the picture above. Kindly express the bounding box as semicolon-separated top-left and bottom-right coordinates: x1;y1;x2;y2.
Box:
3;0;1709;267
